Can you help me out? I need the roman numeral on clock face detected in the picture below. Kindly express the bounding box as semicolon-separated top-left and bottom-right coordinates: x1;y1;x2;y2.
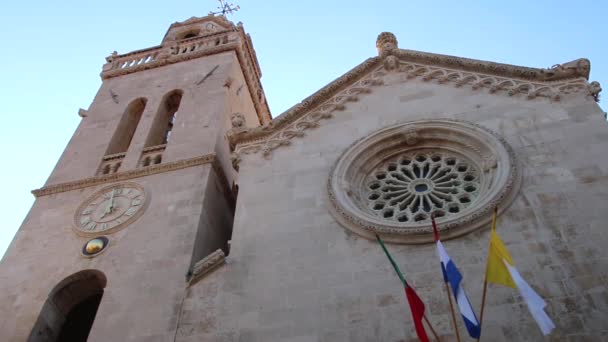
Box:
80;216;91;225
125;207;137;216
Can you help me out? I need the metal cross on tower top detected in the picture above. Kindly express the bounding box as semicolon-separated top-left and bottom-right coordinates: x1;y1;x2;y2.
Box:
211;0;240;16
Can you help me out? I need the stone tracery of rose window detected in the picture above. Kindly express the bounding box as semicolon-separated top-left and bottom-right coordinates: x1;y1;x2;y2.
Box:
327;119;520;244
366;150;480;223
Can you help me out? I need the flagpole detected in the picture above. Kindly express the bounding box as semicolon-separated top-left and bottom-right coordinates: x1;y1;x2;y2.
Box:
476;207;498;342
423;314;441;342
445;282;461;342
476;276;489;342
376;233;439;342
432;218;461;342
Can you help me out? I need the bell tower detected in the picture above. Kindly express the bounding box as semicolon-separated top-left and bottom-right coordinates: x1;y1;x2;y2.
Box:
0;14;269;341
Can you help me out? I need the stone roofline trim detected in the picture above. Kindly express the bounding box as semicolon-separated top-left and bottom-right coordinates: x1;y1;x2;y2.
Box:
376;31;591;82
228;57;382;147
393;49;591;82
31;153;229;198
101;16;270;125
227;32;601;160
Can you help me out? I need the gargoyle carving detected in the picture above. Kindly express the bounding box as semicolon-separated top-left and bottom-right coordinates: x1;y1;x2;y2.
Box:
587;81;602;102
384;55;399;71
230;112;246;128
540;58;591;81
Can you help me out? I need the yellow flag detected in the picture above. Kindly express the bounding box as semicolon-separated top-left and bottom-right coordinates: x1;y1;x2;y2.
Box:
485;212;516;288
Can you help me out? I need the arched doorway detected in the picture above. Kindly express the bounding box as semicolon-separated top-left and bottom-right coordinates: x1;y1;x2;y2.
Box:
28;269;107;342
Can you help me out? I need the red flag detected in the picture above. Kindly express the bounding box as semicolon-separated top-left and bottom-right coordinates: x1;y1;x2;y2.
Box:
405;286;430;342
376;233;430;342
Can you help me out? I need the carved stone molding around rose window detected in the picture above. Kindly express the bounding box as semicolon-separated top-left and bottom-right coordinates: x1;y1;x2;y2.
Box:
327;119;521;244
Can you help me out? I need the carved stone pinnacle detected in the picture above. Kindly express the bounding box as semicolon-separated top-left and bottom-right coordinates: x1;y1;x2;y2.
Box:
376;32;398;57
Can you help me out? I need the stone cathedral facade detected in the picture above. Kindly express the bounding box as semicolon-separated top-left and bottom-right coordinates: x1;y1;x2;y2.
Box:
0;13;606;341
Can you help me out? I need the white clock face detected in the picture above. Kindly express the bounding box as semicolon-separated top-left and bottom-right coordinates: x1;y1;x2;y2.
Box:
74;183;147;236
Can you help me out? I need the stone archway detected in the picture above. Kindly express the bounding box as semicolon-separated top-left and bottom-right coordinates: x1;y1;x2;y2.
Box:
28;269;107;342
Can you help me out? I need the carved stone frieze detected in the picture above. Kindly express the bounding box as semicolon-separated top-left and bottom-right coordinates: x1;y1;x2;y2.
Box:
327;119;521;244
188;249;226;287
32;154;217;197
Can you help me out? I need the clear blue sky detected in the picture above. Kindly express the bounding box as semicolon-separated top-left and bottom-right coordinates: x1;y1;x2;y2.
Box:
0;0;606;258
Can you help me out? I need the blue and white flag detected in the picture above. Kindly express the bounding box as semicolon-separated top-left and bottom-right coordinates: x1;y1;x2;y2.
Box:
436;240;481;338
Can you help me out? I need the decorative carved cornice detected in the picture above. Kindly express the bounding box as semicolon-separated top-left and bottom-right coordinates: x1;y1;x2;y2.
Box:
227;33;600;161
394;49;591;82
396;60;591;101
188;249;226;286
32;154;216;197
236;23;262;79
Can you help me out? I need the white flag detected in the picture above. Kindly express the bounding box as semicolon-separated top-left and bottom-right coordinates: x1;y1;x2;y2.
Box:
504;260;556;335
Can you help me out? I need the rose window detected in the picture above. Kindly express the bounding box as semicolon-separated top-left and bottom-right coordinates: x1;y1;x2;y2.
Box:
366;150;480;223
328;119;520;244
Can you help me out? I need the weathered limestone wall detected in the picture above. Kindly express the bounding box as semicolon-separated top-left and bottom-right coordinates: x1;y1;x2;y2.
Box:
0;165;212;341
178;75;608;341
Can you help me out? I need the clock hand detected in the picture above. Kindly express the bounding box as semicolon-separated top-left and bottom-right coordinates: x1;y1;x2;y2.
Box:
108;189;115;213
100;190;115;218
